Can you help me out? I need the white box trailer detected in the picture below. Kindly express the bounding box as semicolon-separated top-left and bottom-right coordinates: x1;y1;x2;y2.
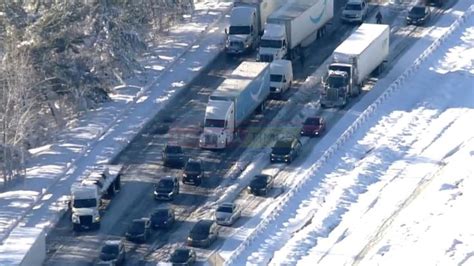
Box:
200;61;270;149
321;23;390;108
258;0;334;62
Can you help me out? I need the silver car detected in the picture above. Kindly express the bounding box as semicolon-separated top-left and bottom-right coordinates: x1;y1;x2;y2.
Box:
215;202;241;226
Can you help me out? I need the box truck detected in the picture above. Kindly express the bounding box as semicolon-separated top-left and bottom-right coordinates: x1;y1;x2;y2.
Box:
269;59;293;98
70;165;123;231
225;0;283;55
320;23;389;108
199;61;270;149
257;0;334;62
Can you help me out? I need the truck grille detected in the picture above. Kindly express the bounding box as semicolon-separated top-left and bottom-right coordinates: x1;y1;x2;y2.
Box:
260;54;274;62
327;88;339;101
230;41;243;48
204;134;217;145
80;215;93;225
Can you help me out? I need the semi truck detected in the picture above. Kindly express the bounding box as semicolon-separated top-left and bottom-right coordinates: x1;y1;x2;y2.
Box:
320;23;389;108
70;164;123;231
199;61;270;149
225;0;282;55
257;0;334;62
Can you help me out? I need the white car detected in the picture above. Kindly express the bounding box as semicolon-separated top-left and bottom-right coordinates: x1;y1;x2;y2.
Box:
215;202;241;226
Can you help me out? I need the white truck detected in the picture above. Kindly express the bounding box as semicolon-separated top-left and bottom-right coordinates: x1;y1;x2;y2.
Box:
257;0;334;62
199;61;270;149
269;59;293;98
320;23;389;108
225;0;283;55
70;165;123;231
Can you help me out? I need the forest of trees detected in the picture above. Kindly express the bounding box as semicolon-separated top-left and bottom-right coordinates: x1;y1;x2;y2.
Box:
0;0;194;186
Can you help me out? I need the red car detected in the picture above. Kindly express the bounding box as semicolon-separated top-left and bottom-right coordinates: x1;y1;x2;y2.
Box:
300;117;326;137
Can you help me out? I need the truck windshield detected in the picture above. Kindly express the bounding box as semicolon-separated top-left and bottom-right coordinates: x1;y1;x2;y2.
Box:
327;75;346;88
229;26;251;35
73;198;97;208
205;119;225;128
270;74;284;82
345;4;362;10
260;39;282;49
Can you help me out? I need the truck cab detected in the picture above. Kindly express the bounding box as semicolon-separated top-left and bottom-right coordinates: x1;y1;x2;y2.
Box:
226;6;258;55
71;184;101;231
341;0;368;23
269;59;293;98
258;23;287;62
199;100;235;149
321;69;351;108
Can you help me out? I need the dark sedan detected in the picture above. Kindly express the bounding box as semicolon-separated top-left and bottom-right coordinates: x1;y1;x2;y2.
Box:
248;174;274;196
169;248;196;265
125;218;150;243
187;220;218;248
162;144;185;167
406;5;431;26
150;206;175;229
270;137;302;163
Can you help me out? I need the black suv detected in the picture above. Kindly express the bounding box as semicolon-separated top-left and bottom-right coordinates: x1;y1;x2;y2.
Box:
98;239;126;265
150;206;175;229
270;137;302;163
154;177;179;200
406;5;431;26
187;220;218;248
182;159;203;186
125;218;151;243
162;144;185;167
169;248;197;265
248;174;274;196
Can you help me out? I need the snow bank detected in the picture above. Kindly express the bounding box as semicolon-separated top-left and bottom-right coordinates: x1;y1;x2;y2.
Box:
223;2;474;264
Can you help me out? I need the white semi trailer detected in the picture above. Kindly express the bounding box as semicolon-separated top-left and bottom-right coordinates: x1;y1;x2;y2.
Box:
258;0;334;62
70;165;123;231
199;61;270;149
321;23;390;108
225;0;283;55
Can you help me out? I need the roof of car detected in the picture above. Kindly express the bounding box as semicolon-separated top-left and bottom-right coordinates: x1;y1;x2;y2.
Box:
275;138;295;147
194;219;214;229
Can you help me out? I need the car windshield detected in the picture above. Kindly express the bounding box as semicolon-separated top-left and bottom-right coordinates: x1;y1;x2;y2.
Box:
270;74;284;82
217;205;233;213
345;3;362;10
157;179;174;189
204;119;225;128
260;39;282;49
327;75;346;87
304;118;320;126
165;146;182;154
185;162;201;172
101;244;119;255
152;209;169;218
190;224;209;239
229;26;251;35
410;7;426;16
129;221;145;234
171;249;190;263
72;198;97;208
251;176;267;187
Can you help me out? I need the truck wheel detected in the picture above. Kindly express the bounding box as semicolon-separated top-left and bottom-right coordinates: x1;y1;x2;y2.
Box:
95;222;101;230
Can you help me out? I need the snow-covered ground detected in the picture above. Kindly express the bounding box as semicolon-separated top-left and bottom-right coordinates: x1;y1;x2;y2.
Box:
1;0;473;264
227;1;474;265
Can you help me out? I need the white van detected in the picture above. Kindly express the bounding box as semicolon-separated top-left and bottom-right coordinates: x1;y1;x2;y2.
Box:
269;59;293;98
341;0;368;23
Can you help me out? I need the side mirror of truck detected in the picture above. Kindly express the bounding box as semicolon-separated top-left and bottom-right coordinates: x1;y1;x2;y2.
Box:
224;28;228;35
